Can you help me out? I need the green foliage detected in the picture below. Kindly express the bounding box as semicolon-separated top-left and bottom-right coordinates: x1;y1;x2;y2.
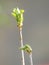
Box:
20;44;32;54
12;7;24;27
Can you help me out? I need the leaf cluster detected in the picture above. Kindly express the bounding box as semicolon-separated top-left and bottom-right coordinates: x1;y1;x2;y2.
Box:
12;7;24;27
20;44;32;54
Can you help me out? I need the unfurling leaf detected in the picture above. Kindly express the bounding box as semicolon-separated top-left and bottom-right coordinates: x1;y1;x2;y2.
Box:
20;44;32;54
11;7;24;28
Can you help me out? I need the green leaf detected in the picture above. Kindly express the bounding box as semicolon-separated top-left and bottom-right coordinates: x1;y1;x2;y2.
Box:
11;7;24;27
20;44;32;54
20;10;24;13
11;12;16;17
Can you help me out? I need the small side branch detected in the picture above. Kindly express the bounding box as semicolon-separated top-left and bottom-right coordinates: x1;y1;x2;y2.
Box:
29;53;33;65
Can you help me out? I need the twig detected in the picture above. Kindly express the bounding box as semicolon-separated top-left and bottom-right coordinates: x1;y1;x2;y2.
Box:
29;53;33;65
20;44;33;65
19;27;25;65
11;7;25;65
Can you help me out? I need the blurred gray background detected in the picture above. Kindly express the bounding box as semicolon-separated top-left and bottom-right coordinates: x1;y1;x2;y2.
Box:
0;0;49;65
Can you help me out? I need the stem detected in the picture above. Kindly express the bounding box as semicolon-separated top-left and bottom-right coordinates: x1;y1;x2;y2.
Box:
29;53;33;65
19;27;25;65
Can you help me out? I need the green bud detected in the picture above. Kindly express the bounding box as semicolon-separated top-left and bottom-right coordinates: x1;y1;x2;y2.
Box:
11;7;24;28
20;44;32;54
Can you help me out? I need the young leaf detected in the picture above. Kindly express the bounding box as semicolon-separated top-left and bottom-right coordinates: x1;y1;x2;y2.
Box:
20;44;32;54
11;7;24;28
